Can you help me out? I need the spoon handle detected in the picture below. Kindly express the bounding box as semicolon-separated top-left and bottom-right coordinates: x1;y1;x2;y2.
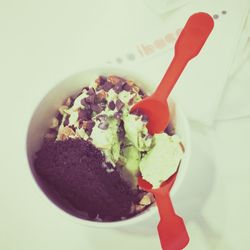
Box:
154;188;189;250
153;12;214;102
154;186;176;223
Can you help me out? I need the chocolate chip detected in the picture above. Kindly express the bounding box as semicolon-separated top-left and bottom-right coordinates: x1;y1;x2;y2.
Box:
118;121;125;140
85;95;96;104
96;90;107;103
96;85;103;92
86;120;95;130
80;98;89;108
63;116;69;126
85;120;95;134
108;101;115;110
102;82;113;91
131;108;143;116
78;109;92;121
88;87;95;96
113;81;125;93
85;129;92;136
138;89;145;97
114;112;122;120
95;76;107;85
98;121;109;130
141;114;148;123
56;112;63;122
115;99;124;111
123;83;132;92
99;100;107;110
91;104;102;114
164;122;175;136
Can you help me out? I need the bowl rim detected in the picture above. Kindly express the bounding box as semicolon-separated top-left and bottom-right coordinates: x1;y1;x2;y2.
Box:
26;65;191;228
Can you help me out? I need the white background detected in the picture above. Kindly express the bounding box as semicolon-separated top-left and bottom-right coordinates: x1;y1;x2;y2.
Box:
0;1;250;249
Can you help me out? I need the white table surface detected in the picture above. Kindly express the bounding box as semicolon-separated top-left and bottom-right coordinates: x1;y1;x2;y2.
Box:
1;1;250;249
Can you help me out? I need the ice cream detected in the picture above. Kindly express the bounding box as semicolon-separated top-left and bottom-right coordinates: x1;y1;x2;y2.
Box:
139;134;184;188
34;75;184;222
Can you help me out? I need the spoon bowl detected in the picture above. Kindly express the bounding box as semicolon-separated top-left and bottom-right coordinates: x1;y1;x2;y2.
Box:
131;97;169;134
131;12;214;135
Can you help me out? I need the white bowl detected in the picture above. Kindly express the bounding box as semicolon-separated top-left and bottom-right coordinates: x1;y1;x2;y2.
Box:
26;66;190;228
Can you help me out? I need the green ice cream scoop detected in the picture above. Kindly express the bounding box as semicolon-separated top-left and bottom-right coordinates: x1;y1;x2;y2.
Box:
139;133;183;188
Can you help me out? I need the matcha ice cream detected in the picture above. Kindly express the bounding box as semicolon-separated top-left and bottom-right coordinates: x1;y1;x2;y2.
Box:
140;134;183;188
34;75;184;221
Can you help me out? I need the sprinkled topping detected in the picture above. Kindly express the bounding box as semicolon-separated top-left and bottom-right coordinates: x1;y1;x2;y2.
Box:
57;126;76;141
108;101;116;110
114;111;122;120
86;120;95;134
118;121;125;141
123;83;132;92
99;100;107;110
139;89;145;97
56;112;63;121
96;90;107;102
107;75;125;85
95;76;107;85
91;104;103;114
131;108;143;116
78;109;92;121
115;99;124;111
79;121;88;129
132;85;140;93
128;96;135;106
85;95;96;104
164;122;175;136
88;87;95;96
102;82;113;91
113;81;125;93
63;116;70;126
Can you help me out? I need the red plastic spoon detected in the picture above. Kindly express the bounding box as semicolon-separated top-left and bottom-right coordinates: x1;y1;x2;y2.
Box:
135;12;214;250
131;12;214;134
138;172;187;250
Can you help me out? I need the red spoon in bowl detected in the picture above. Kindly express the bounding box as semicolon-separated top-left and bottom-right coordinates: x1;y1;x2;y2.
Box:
131;12;214;134
138;172;187;250
134;12;214;250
